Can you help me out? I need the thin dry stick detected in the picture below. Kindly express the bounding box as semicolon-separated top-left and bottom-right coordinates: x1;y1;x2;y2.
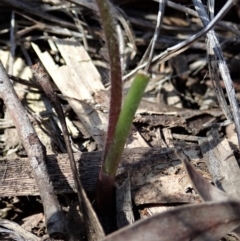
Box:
71;10;89;51
192;0;240;146
123;0;239;81
139;0;166;70
145;0;167;71
31;63;105;241
2;0;76;30
8;11;15;75
8;74;42;89
66;0;97;12
160;0;240;38
0;61;66;239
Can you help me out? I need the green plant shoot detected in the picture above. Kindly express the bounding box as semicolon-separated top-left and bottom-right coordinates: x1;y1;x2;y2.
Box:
103;71;150;177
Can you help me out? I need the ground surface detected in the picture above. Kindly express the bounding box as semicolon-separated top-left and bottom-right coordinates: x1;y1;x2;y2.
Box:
1;0;240;240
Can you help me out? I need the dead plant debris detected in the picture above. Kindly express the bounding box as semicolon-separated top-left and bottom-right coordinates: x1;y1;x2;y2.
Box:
1;0;240;240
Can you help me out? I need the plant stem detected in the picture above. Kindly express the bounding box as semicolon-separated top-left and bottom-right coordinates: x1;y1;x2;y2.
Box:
95;0;122;160
103;71;150;177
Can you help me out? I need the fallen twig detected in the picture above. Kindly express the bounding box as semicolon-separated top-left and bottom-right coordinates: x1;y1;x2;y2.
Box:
123;0;239;80
31;63;105;241
0;61;66;239
0;219;40;241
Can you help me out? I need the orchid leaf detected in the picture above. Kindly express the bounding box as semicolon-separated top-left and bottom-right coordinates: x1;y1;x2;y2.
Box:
103;71;149;177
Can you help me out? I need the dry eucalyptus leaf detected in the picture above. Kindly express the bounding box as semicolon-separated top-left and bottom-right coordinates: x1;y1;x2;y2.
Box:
102;200;240;241
175;149;240;239
175;149;229;202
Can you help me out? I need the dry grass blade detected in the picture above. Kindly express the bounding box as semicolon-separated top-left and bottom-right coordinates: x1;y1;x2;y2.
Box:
66;0;98;12
166;0;240;37
2;0;76;29
102;200;240;241
192;0;240;146
199;128;240;200
9;11;15;75
0;219;40;241
123;0;239;80
140;0;167;71
115;7;137;65
205;0;232;121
